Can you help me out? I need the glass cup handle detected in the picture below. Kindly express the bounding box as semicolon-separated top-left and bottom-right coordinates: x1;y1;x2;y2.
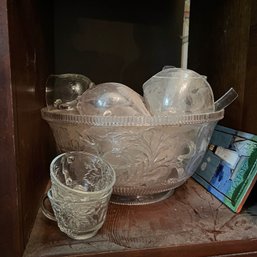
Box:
177;141;196;162
40;190;56;222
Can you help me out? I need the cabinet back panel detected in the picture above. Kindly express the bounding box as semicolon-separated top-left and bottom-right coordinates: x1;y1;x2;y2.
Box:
54;0;184;94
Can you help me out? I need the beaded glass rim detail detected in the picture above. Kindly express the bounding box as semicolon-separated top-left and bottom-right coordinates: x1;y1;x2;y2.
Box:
41;107;224;127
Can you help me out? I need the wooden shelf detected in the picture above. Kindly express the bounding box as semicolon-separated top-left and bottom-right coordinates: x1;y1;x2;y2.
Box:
23;179;257;257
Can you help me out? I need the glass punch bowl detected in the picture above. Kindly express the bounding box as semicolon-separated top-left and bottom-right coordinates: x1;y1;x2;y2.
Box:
41;108;224;205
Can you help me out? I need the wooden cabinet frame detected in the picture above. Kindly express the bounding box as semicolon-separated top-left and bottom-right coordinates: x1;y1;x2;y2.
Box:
1;0;257;256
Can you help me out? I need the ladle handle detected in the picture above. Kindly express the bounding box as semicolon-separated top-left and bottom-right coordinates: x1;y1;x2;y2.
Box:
214;88;238;111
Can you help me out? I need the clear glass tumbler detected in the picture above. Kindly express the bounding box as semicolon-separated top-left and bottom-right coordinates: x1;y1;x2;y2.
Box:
47;151;116;240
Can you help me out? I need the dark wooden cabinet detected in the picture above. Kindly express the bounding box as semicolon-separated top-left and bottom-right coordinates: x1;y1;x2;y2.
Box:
189;0;257;134
0;1;55;256
1;0;257;256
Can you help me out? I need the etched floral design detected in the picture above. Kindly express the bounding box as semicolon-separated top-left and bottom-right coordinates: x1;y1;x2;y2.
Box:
78;126;198;191
49;187;111;239
49;121;216;196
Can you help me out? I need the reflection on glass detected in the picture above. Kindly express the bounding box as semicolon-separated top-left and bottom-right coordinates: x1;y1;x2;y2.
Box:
45;73;94;110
